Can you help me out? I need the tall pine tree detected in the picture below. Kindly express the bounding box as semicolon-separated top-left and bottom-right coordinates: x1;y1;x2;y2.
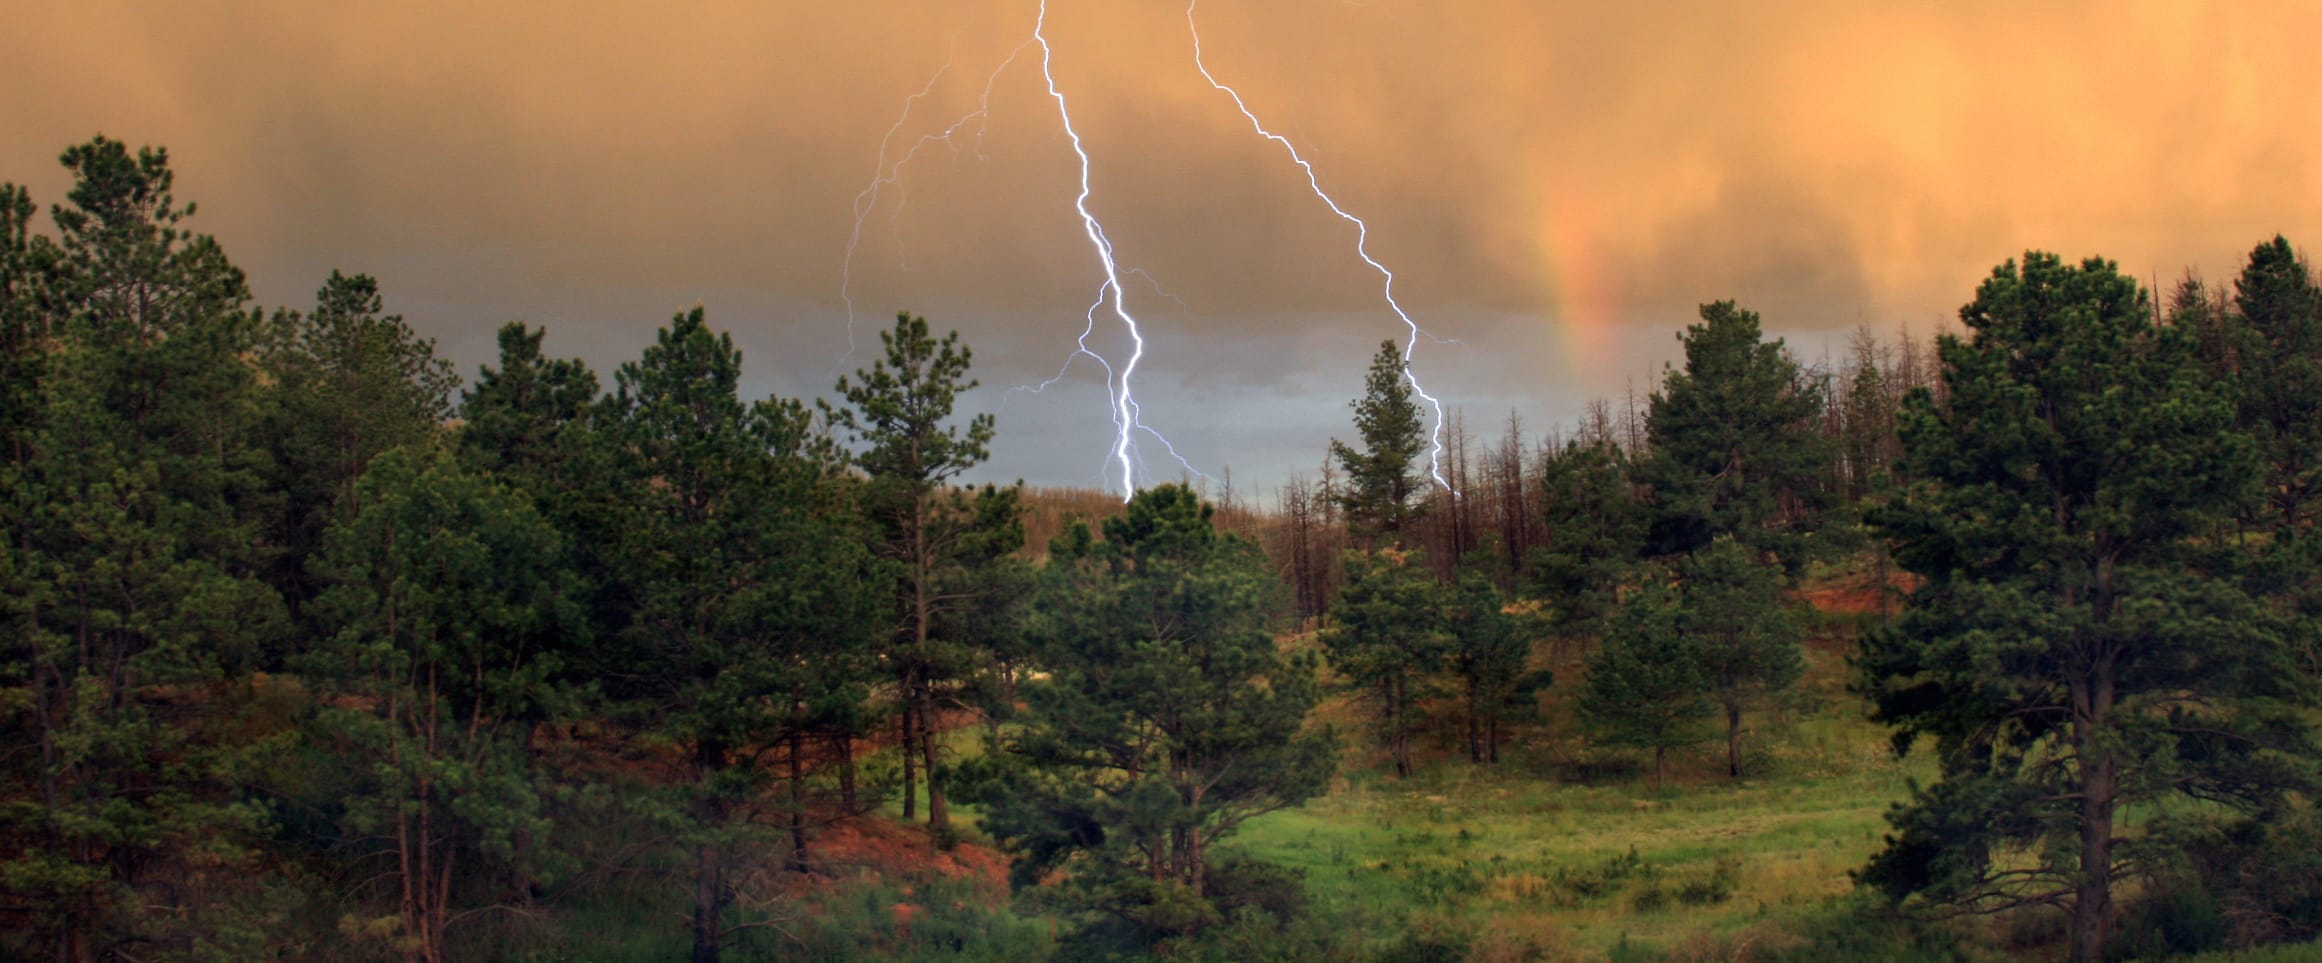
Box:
1859;253;2317;963
978;485;1333;940
826;312;1020;837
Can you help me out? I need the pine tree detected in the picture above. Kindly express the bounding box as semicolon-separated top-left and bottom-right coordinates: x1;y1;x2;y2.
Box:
1858;252;2316;963
2228;236;2322;533
826;312;1019;837
0;137;290;961
456;322;601;497
1330;340;1429;547
1577;578;1711;790
977;485;1333;939
1642;300;1834;569
1443;570;1542;764
306;447;580;963
599;307;880;963
1528;437;1646;650
1324;549;1448;778
262;271;458;612
0;182;55;466
1679;538;1802;779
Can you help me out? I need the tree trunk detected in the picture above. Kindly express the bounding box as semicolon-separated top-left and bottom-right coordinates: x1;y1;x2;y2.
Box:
1388;675;1411;779
691;839;724;963
1725;701;1744;779
787;724;809;874
1653;746;1666;791
909;491;951;835
920;683;949;833
2070;670;2119;963
830;730;858;814
899;696;917;821
692;739;728;963
1466;677;1484;764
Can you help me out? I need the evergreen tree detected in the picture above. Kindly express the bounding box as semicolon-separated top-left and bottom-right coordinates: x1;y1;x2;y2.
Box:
454;323;622;684
0;137;290;962
1577;578;1711;789
826;312;1019;836
2230;236;2322;533
0;182;55;466
1527;437;1645;648
306;447;580;963
1443;570;1542;764
1642;300;1833;569
262;271;458;611
1330;339;1430;546
977;485;1333;940
1323;549;1448;778
1679;537;1802;779
456;322;601;497
599;307;879;963
1858;253;2315;963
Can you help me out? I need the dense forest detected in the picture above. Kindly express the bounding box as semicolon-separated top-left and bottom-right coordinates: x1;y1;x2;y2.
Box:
5;137;2320;963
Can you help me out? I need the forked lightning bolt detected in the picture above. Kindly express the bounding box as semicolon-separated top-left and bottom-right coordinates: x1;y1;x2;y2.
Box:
849;2;1454;499
840;41;1032;365
846;4;1210;499
1034;0;1175;500
1185;0;1456;492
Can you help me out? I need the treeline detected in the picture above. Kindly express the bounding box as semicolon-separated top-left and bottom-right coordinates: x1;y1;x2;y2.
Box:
1268;313;1959;614
6;133;2321;963
1247;239;2322;961
0;137;1338;962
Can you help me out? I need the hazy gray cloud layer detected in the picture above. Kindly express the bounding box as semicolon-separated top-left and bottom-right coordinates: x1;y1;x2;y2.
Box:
5;0;2319;492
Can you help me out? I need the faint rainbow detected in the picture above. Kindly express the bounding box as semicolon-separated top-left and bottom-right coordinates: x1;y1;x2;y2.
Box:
1536;195;1621;385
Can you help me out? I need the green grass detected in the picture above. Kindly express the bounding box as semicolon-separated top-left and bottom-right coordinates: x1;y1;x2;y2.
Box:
874;724;997;834
519;616;2321;962
1225;639;1943;961
1232;737;1928;958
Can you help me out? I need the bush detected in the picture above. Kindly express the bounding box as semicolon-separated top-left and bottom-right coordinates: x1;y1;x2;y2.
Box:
1205;856;1309;924
2109;877;2227;958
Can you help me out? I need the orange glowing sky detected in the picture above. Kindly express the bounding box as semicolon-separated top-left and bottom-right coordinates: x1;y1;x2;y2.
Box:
5;0;2318;488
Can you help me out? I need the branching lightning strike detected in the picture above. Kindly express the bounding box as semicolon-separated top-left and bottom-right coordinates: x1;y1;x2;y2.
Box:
1033;0;1161;500
845;5;1214;499
840;40;1031;365
1185;0;1455;493
846;1;1457;500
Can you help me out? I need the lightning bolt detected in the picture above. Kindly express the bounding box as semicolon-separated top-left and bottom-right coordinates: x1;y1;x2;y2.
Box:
1185;0;1456;492
840;39;1033;365
1035;0;1173;500
845;5;1213;500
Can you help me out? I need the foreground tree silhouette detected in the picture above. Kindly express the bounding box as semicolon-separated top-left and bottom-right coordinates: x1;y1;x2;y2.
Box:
977;485;1334;942
1859;253;2317;963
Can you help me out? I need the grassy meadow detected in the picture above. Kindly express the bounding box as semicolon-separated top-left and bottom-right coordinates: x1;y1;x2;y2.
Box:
498;570;2322;962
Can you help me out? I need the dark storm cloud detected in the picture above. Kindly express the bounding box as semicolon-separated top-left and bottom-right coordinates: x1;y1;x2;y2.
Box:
5;0;2319;490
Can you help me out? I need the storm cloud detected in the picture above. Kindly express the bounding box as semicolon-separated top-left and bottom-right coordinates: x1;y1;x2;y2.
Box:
4;0;2317;490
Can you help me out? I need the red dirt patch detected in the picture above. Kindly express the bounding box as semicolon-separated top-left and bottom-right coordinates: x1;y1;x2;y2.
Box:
794;817;1010;896
1797;568;1920;617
